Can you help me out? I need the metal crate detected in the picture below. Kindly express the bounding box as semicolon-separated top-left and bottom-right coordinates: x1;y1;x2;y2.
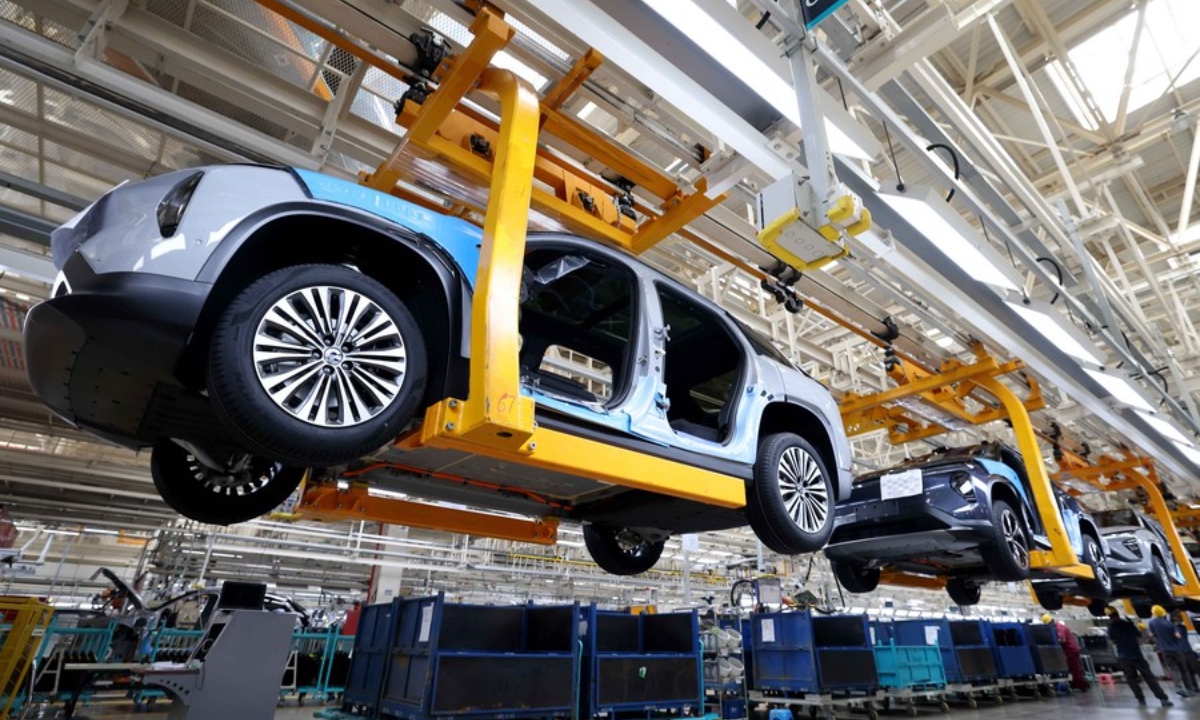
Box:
892;619;997;684
751;612;878;694
989;622;1037;679
873;644;946;689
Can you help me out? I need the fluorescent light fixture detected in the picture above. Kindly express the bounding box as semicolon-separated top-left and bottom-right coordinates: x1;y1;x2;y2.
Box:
1174;441;1200;466
82;528;119;535
1138;411;1193;446
44;529;79;536
879;189;1020;291
640;0;874;160
1004;298;1105;365
367;487;408;501
1085;369;1155;412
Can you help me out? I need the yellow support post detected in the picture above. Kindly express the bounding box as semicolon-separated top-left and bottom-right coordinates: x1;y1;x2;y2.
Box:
973;376;1092;578
419;65;541;451
1123;460;1200;599
0;597;53;718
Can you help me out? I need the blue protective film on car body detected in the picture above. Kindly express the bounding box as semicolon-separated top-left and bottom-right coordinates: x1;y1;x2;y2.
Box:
975;457;1031;508
292;168;483;286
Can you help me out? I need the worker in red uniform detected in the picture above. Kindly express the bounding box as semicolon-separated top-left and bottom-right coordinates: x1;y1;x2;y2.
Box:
1043;613;1089;691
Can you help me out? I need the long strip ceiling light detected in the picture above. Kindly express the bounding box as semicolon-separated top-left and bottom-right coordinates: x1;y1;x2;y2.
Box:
1004;296;1105;365
878;188;1020;291
1138;411;1193;446
1085;369;1156;413
640;0;874;160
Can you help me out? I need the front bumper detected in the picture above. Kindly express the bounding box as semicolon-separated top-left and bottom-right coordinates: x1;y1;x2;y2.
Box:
824;475;993;564
25;256;216;448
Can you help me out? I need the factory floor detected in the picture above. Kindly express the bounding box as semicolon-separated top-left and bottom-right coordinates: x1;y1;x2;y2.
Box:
53;684;1199;719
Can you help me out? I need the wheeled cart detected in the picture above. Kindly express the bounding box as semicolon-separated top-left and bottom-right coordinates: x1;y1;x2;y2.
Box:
748;689;883;720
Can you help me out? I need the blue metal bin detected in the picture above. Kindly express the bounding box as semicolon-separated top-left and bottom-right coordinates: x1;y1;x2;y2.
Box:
989;622;1037;679
892;619;996;684
873;644;946;689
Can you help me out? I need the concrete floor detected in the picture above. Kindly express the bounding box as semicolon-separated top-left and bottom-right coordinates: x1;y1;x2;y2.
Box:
45;684;1200;720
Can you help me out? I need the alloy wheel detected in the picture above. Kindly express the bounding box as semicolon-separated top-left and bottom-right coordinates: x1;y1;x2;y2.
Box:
778;446;829;534
1088;538;1111;591
253;285;407;427
1000;508;1029;569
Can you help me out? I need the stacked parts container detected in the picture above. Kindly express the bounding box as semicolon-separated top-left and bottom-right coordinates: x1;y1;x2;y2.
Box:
751;612;878;694
581;607;702;718
872;644;946;690
380;595;580;720
989;622;1037;679
892;619;997;684
1026;624;1069;677
344;600;396;714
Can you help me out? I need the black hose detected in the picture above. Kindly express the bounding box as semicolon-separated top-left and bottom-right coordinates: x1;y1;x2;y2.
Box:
925;143;961;202
1036;257;1064;304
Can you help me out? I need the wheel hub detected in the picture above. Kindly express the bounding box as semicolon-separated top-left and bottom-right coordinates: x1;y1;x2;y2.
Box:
777;447;829;534
253;285;407;428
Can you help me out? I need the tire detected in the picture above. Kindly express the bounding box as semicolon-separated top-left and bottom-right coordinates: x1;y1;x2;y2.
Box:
1079;533;1113;598
832;561;880;593
1035;589;1064;611
1087;598;1110;618
208;264;428;466
583;525;665;575
1147;554;1176;605
980;499;1031;581
1131;599;1154;619
151;440;304;525
946;577;982;606
745;433;835;554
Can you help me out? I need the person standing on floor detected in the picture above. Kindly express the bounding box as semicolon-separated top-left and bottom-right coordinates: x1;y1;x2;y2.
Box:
1149;604;1198;697
1106;605;1174;707
1043;613;1089;691
1170;608;1200;688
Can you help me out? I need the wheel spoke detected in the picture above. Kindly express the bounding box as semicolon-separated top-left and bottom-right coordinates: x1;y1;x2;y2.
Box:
254;284;406;428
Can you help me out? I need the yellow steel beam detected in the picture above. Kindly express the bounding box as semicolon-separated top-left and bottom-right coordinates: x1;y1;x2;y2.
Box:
403;424;746;508
840;357;1002;415
974;375;1091;577
542;48;603;110
295;484;558;545
367;9;515;192
1174;506;1200;529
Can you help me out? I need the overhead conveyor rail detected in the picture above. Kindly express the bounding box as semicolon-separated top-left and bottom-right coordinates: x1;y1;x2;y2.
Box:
838;346;1093;585
240;0;1200;579
1053;452;1200;602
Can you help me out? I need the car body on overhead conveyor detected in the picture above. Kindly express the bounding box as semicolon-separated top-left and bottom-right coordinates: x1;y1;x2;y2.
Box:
1057;508;1187;616
823;441;1112;606
23;164;854;575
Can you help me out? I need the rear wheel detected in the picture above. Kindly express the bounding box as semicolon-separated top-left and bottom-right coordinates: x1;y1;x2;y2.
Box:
150;440;304;525
583;525;665;576
208;264;428;467
946;578;982;606
832;561;880;593
1147;555;1176;605
1087;599;1110;618
1079;533;1113;598
1035;589;1064;611
980;499;1031;582
745;433;835;554
1131;599;1154;619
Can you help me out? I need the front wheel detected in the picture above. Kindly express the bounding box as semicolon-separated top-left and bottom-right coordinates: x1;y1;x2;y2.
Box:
832;561;880;593
1079;533;1113;598
1035;588;1064;611
208;264;428;467
583;525;665;575
946;577;982;606
150;441;304;525
980;499;1031;581
746;433;835;554
1147;555;1176;605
